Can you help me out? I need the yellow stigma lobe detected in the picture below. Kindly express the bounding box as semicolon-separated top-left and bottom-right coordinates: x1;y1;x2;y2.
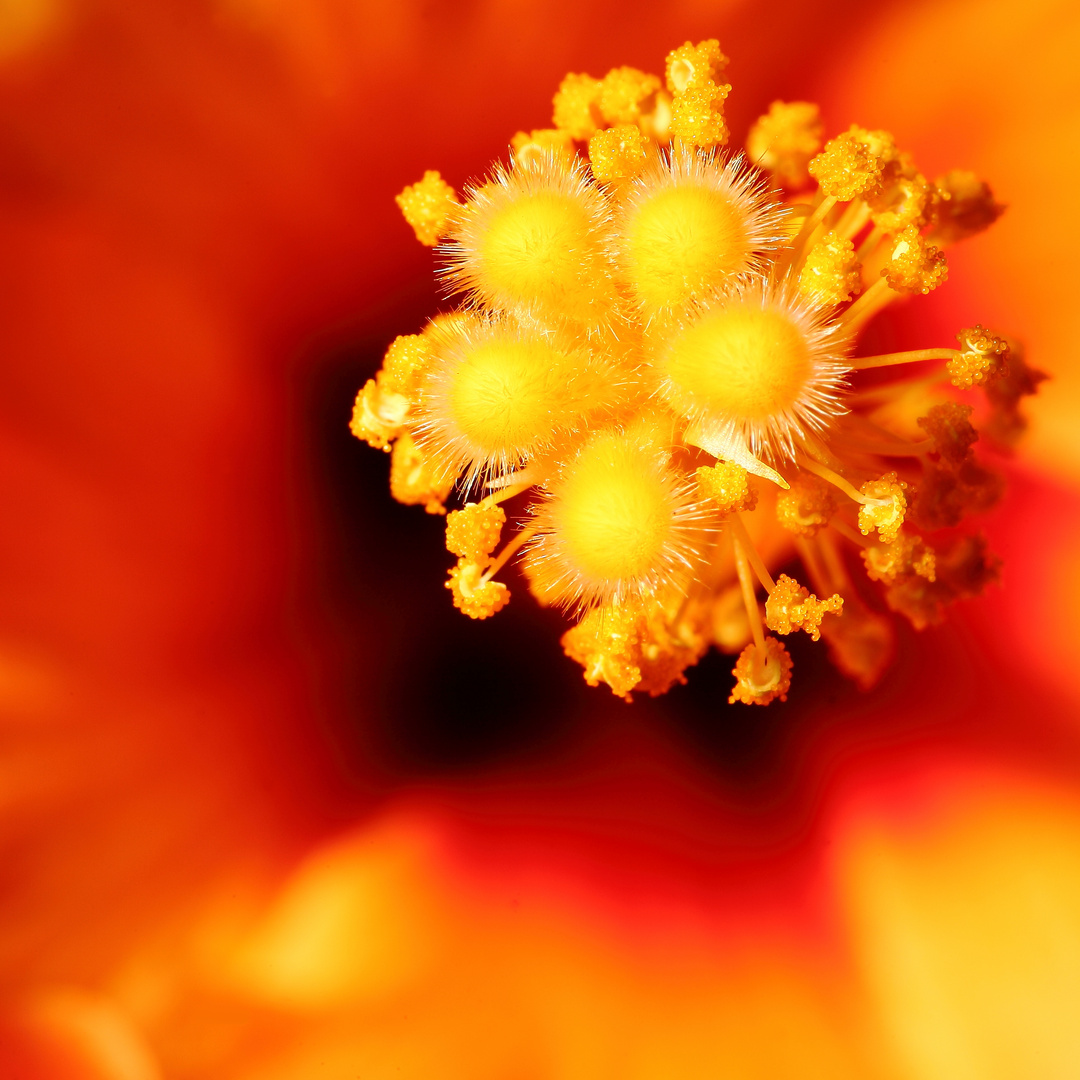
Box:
558;440;676;581
665;304;813;422
447;158;616;329
420;320;606;480
625;186;749;310
529;428;704;606
482;194;599;316
618;152;785;315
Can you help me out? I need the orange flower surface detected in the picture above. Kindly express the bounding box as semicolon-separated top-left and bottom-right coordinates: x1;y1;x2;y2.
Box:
0;1;1079;1078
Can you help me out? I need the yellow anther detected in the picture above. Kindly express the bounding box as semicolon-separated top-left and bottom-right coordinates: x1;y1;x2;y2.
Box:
664;39;728;94
917;401;977;466
808;126;896;202
910;458;1004;531
445;502;506;562
446;559;510;619
729;636;792;706
882;224;947;294
669;81;730;147
561;602;644;700
395;170;459;247
588;124;649;183
932;170;1005;243
695;462;758;514
949;324;1009;389
746;101;824;188
389;431;454;515
884;533;999;630
552;72;604;140
510;128;576;168
765;573;843;642
775;473;837;536
349;378;409;451
869;171;934;234
820;600;895;692
858;472;907;543
638;88;673;142
862;533;936;585
984;343;1047;449
598;66;662;126
798;231;861;306
379;333;433;396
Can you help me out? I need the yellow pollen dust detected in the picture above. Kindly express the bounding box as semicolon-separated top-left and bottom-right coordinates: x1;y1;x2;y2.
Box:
664;304;813;421
623;184;753;311
389;432;453;515
765;574;843;642
511;128;575;168
949;324;1009;389
665;39;728;94
395;171;459;247
588;124;649;183
746;101;824;188
446;560;510;619
858;472;907;543
799;232;860;306
552;73;604;140
445;502;506;562
775;474;837;536
696;462;758;514
476;190;610;325
729;636;792;705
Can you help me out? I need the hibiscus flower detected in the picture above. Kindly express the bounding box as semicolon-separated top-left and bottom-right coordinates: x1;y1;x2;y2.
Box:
0;1;1077;1077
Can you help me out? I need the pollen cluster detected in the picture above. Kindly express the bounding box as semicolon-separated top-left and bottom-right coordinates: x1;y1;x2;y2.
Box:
353;39;1041;706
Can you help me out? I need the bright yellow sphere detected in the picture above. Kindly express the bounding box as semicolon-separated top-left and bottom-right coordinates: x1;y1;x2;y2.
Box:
552;433;676;585
478;192;611;324
623;184;753;311
663;303;813;421
447;337;584;460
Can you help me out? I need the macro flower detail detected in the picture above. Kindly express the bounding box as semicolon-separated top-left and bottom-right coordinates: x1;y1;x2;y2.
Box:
355;39;1042;705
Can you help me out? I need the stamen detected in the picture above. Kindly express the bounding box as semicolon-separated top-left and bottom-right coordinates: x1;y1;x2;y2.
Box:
854;223;885;262
733;537;766;660
484;478;534;505
833;200;873;241
851;347;956;371
837;276;893;330
828;516;868;547
799;454;871;505
482;523;540;583
729;512;776;591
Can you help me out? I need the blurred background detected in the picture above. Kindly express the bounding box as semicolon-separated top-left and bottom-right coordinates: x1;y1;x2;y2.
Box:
1;0;1079;1076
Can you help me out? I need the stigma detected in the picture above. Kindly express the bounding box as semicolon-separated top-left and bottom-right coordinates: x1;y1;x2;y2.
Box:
353;38;1041;706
